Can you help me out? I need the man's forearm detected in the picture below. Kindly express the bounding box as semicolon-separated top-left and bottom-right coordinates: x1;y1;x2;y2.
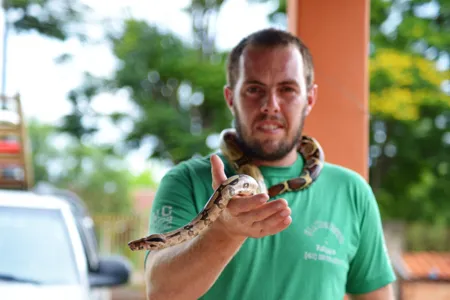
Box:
145;224;247;300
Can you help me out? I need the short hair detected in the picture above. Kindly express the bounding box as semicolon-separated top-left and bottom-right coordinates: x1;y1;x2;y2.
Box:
226;28;314;91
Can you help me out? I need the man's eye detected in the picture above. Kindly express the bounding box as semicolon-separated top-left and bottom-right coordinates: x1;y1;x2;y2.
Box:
281;86;295;93
247;87;260;93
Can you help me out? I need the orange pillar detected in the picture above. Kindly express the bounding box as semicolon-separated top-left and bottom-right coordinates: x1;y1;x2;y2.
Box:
288;0;370;180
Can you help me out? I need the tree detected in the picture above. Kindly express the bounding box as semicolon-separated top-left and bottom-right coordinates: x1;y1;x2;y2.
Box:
27;118;59;183
368;0;450;223
370;0;450;56
2;0;89;41
368;50;450;222
64;20;232;163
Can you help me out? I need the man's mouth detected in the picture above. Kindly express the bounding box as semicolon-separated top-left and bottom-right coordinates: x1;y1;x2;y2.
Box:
259;124;281;130
256;122;284;134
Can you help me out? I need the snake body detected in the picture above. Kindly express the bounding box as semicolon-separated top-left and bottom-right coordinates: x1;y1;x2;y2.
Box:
128;129;324;251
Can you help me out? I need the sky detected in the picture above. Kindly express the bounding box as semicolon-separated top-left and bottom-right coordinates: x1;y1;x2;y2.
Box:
0;0;279;180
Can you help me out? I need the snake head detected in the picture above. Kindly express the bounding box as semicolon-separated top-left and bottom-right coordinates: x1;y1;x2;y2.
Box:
128;235;167;251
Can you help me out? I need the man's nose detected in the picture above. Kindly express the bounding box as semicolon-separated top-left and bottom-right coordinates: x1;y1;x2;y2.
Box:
261;92;281;114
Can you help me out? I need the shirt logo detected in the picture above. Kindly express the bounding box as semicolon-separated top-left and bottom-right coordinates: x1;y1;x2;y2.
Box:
150;205;173;231
303;220;347;267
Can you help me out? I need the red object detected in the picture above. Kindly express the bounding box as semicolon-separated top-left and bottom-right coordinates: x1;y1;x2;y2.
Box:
401;252;450;280
0;141;21;153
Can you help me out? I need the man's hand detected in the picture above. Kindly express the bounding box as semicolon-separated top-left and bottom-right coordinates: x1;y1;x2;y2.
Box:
210;154;292;240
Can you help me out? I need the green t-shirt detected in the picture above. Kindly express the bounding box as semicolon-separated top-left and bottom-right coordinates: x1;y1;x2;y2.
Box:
146;152;396;299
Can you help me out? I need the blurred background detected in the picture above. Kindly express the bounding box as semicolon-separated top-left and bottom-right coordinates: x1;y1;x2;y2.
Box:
0;0;449;299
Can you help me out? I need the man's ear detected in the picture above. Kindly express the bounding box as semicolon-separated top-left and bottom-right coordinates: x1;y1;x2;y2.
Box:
223;85;234;114
305;83;318;116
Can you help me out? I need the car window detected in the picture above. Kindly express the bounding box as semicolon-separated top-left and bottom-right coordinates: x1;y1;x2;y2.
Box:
0;206;80;285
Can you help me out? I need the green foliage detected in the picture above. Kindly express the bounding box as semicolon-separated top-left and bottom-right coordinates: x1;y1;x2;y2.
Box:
27;119;137;214
130;169;158;189
369;106;450;223
59;73;106;140
370;0;450;53
3;0;90;41
27;118;59;182
395;0;449;52
247;0;287;24
70;20;232;163
406;221;450;251
367;0;450;223
369;48;449;121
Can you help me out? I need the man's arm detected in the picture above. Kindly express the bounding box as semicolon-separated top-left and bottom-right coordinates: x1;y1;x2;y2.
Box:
345;177;397;298
145;220;246;300
145;155;292;300
350;284;395;300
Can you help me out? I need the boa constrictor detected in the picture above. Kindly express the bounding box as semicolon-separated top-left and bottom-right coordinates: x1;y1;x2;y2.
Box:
128;128;324;251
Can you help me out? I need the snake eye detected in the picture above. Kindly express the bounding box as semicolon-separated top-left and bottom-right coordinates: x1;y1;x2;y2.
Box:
147;236;165;243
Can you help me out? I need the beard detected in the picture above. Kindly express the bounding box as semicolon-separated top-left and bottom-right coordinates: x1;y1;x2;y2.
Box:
233;107;307;162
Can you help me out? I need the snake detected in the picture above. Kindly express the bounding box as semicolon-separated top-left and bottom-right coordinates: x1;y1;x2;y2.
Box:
127;128;324;251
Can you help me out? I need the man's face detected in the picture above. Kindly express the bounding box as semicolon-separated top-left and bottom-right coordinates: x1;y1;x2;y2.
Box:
224;44;317;161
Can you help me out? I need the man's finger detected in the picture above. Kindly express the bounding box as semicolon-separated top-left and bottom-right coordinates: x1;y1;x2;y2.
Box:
238;198;288;223
227;193;269;215
252;216;292;238
210;154;227;190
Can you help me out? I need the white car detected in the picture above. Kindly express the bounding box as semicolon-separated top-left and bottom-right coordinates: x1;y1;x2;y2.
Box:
0;188;131;300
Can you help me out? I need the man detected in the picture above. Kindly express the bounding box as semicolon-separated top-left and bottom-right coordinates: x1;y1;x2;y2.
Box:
143;28;396;300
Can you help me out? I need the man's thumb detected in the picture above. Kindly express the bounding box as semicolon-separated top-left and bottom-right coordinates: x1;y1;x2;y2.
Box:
210;154;227;190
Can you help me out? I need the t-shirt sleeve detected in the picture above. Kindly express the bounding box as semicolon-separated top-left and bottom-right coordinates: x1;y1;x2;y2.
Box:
143;163;198;264
346;181;397;294
148;163;198;235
